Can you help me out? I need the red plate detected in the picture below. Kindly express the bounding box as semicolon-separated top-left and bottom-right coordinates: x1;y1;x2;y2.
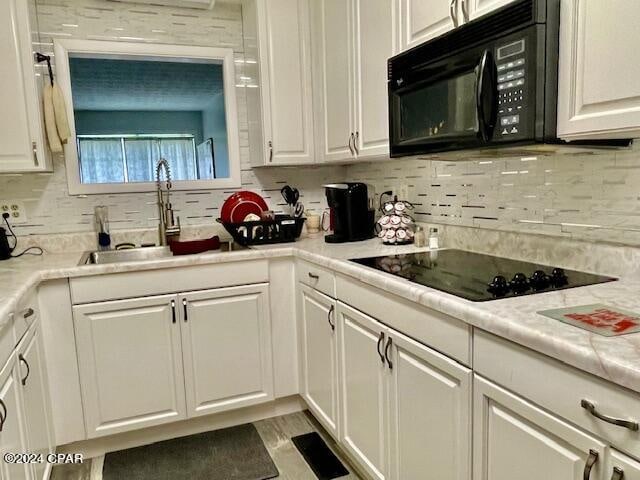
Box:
221;191;268;223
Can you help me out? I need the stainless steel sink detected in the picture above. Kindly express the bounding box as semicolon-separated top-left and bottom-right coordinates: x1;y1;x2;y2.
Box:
78;241;247;265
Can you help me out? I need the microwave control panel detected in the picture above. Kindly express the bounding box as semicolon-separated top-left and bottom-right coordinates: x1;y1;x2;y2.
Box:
496;39;528;138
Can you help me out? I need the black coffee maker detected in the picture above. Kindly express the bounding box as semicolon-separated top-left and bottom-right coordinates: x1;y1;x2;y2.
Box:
324;183;374;243
0;228;13;260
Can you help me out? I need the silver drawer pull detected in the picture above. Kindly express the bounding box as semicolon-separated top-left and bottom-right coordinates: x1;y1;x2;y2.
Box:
308;272;319;280
22;308;35;319
611;467;624;480
583;450;598;480
581;399;639;431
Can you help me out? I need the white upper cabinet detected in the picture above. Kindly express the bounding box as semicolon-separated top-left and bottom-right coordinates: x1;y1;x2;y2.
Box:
312;0;394;163
397;0;457;50
558;0;640;140
180;285;273;418
252;0;315;165
0;0;49;172
467;0;517;20
312;0;355;163
353;0;395;158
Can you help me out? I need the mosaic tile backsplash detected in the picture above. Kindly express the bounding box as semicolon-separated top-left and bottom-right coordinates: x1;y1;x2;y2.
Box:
0;0;343;236
3;0;640;249
346;143;640;246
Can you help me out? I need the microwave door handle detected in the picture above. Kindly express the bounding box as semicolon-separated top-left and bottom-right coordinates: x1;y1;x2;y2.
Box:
476;49;498;142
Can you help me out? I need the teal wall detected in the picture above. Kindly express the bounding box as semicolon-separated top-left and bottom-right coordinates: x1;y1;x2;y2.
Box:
74;110;204;145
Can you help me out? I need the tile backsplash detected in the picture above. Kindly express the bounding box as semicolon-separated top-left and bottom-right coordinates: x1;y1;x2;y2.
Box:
0;0;343;236
346;144;640;246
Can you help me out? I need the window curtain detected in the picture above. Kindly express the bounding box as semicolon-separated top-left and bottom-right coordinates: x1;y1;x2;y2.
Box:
124;139;157;182
78;139;124;183
160;139;196;181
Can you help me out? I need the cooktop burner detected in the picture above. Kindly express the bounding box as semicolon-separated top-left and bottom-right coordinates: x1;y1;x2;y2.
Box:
350;249;617;302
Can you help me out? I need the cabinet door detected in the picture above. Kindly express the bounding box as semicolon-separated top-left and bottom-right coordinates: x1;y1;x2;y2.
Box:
338;303;388;480
558;0;640;140
609;449;640;480
353;0;395;159
467;0;517;20
312;0;355;163
257;0;315;165
0;355;30;480
299;285;338;437
18;326;55;480
398;0;456;51
180;284;273;418
387;330;472;480
0;0;47;172
73;295;186;438
474;375;607;480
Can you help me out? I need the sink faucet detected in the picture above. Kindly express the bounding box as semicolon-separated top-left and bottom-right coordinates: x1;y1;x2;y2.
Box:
156;158;181;246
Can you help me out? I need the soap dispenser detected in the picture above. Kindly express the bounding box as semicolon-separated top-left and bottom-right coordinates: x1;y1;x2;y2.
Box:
94;205;111;250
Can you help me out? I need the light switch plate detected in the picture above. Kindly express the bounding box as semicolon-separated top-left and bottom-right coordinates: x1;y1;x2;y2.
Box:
0;201;28;224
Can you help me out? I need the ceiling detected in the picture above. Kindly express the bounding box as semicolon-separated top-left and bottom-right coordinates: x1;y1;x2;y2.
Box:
69;57;224;111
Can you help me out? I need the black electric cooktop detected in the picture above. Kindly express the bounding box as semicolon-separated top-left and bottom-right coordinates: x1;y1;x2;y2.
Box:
350;249;617;302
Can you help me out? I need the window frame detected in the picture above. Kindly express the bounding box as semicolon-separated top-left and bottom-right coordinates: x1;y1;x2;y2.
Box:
54;39;242;195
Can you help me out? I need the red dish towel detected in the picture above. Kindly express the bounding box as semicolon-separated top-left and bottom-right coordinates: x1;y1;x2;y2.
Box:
169;236;220;255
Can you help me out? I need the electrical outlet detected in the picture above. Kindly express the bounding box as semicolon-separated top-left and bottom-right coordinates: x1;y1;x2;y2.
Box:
0;201;28;224
398;184;409;201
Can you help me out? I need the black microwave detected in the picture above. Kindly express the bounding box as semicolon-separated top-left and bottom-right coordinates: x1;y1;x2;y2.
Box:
388;0;561;157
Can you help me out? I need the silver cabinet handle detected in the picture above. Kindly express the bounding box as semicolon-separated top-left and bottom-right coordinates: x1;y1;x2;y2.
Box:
22;308;35;319
171;300;176;324
182;298;188;322
327;305;335;331
268;141;273;162
308;272;319;280
19;354;30;386
581;399;639;431
376;332;385;363
384;337;393;370
354;131;360;155
583;450;598;480
611;467;624;480
0;399;6;432
460;0;469;22
32;142;39;166
348;133;355;155
449;0;458;27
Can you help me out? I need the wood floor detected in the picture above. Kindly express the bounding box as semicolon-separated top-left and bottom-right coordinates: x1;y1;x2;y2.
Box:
50;411;363;480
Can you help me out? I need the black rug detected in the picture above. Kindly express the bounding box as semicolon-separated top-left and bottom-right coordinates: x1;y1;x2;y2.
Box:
292;432;349;480
103;423;279;480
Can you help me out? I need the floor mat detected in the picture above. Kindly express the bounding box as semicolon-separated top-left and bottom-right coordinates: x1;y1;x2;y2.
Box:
292;432;349;480
102;423;279;480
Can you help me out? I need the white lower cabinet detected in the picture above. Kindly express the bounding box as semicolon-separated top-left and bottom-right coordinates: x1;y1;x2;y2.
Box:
298;284;339;437
609;449;640;480
18;326;55;480
473;375;607;480
73;284;274;438
0;354;30;480
180;284;273;417
73;295;187;438
336;302;472;480
388;328;471;480
338;303;389;480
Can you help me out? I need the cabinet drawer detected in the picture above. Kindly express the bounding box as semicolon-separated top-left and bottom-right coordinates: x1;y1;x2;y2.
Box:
70;260;269;304
337;275;471;365
13;289;37;344
296;261;336;298
475;329;640;458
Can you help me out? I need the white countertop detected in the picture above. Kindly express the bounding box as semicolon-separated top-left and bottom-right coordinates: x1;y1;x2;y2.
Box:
2;235;640;394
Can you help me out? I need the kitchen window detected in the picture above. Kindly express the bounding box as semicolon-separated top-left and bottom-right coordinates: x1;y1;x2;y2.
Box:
77;134;202;184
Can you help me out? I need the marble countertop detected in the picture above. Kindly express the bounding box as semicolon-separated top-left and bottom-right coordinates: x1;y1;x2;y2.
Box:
2;236;640;394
